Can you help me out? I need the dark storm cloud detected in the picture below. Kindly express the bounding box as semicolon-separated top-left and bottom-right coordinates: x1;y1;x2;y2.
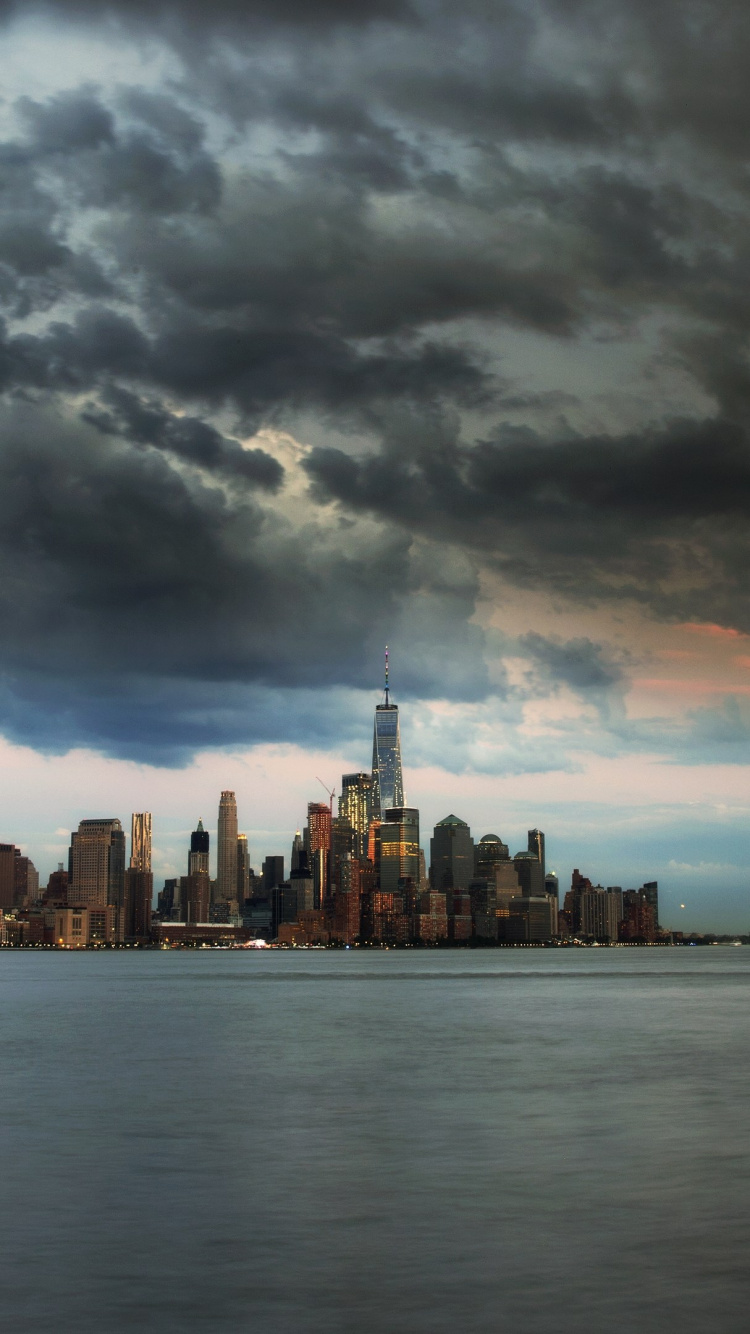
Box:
1;0;750;762
304;416;750;629
81;386;284;489
0;400;487;759
519;634;625;692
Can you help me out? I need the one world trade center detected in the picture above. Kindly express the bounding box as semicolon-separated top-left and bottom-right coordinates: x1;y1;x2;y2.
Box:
371;647;404;817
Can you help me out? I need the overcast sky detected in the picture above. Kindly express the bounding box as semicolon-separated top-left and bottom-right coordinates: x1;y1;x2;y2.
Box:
1;0;749;928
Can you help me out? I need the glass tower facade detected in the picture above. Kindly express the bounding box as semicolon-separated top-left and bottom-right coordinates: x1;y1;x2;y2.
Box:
371;651;404;818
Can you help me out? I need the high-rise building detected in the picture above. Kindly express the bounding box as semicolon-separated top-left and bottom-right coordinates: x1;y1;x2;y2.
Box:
339;772;373;860
217;791;238;902
512;851;545;897
430;815;474;893
124;869;154;940
0;843;16;911
189;818;210;875
69;819;125;909
290;832;304;873
237;834;251;904
130;813;152;872
371;648;404;818
641;881;659;929
13;852;39;908
263;855;285;894
474;833;510;877
307;802;332;902
182;871;210;925
578;887;619;941
378;806;420;893
527;828;545;879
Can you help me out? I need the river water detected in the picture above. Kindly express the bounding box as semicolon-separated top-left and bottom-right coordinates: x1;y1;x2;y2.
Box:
1;948;749;1333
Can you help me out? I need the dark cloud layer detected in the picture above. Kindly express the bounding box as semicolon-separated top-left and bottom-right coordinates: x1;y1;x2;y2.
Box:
0;1;749;762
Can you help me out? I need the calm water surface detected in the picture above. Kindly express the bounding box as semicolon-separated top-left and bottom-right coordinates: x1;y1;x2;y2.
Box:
1;948;749;1333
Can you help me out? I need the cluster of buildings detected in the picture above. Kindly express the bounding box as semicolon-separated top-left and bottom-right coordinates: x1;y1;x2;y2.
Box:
0;658;670;948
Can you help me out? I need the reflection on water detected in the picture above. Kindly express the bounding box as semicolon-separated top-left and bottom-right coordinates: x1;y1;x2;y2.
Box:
2;949;749;1333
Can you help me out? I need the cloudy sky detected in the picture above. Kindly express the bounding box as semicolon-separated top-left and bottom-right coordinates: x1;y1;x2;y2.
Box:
1;0;749;928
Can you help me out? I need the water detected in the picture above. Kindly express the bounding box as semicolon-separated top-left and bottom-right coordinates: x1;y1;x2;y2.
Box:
2;948;749;1333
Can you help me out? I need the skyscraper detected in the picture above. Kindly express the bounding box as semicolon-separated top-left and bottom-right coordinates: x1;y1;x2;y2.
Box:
430;815;474;892
237;834;251;904
378;806;420;893
528;828;545;879
189;818;209;875
371;647;404;818
130;813;152;872
307;802;332;904
217;791;238;902
339;772;373;860
69;819;125;909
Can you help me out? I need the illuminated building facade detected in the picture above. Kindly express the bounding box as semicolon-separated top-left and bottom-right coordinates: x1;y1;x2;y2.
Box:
378;806;420;893
339;772;373;860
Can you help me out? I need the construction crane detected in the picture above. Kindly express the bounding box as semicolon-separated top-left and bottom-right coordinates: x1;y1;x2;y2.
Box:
316;778;336;816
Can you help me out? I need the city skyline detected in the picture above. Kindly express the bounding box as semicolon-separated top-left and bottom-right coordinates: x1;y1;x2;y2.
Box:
0;659;744;933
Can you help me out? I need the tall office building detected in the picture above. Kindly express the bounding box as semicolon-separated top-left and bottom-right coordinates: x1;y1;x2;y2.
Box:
130;813;152;872
124;868;153;940
216;791;238;902
237;834;251;904
474;833;509;877
290;832;304;873
371;648;404;818
189;819;210;875
339;772;373;860
0;843;16;911
430;815;474;892
528;828;545;879
378;806;420;893
69;819;125;909
263;855;285;894
641;881;659;929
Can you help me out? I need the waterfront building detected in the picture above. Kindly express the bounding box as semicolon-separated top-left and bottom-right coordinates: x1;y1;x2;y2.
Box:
642;881;659;929
124;868;154;940
216;792;238;902
502;896;555;943
578;886;619;942
620;889;656;942
130;813;152;872
469;878;498;940
371;648;404;818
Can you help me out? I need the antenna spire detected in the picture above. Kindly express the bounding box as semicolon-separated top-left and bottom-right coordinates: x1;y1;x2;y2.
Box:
384;645;389;705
